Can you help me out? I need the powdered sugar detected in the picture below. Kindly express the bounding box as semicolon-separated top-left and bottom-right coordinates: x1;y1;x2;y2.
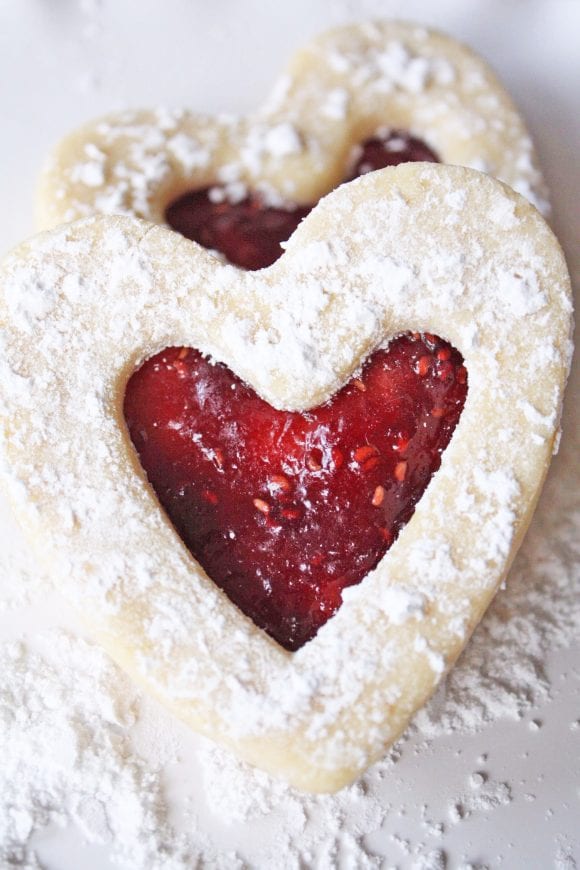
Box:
166;135;211;173
70;144;107;188
342;583;427;625
262;122;303;157
496;266;548;316
0;632;191;870
321;87;350;119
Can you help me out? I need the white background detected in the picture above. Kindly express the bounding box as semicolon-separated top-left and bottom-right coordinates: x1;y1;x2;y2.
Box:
0;1;579;867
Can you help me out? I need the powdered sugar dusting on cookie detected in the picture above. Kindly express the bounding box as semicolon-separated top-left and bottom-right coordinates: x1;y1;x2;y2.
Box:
69;143;107;188
342;583;427;625
321;87;350;119
262;122;303;157
496;267;548;316
167;133;212;172
0;164;571;790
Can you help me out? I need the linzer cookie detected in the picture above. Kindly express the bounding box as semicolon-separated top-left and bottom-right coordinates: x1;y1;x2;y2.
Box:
0;164;572;791
37;20;548;270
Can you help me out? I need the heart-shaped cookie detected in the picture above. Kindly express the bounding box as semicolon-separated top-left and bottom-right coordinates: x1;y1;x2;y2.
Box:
1;164;571;792
37;19;548;250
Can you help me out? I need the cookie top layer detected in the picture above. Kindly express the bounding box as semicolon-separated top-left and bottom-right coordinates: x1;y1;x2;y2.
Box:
2;164;572;791
37;20;548;233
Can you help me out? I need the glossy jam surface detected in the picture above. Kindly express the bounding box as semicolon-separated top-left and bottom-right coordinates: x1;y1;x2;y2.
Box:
346;131;439;180
165;192;311;271
124;333;467;650
165;132;440;270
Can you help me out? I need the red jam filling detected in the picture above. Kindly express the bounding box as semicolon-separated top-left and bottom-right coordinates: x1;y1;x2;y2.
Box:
165;131;439;270
346;132;439;180
165;192;311;271
124;333;467;651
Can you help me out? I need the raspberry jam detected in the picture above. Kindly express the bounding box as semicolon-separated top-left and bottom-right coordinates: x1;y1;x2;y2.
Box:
165;132;439;270
124;333;467;651
346;132;439;180
165;192;311;271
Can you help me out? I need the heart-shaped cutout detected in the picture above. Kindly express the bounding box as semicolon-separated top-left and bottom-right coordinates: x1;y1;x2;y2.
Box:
37;20;548;243
124;335;467;650
1;164;571;791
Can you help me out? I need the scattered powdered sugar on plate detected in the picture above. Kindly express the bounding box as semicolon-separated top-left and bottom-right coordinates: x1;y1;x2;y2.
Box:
0;631;192;870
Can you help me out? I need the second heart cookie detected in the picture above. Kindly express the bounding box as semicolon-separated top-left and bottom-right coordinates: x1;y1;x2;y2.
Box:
37;19;549;263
